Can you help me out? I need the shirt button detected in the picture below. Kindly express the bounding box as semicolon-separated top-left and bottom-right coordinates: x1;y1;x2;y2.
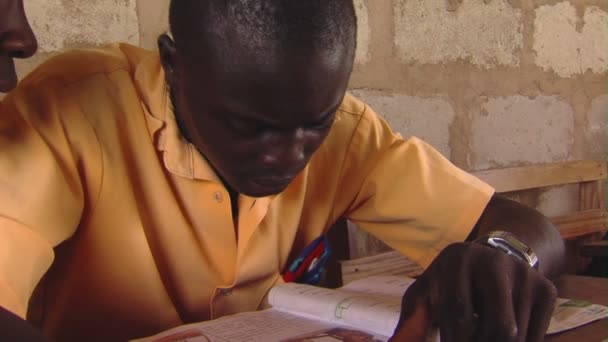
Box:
219;288;233;296
214;192;223;203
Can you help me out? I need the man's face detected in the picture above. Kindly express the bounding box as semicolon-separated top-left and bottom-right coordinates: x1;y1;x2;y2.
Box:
0;0;37;92
164;45;351;197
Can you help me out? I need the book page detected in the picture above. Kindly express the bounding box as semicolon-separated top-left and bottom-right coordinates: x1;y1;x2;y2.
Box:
131;309;389;342
341;275;416;297
336;275;608;337
547;298;608;334
134;275;606;341
268;282;404;336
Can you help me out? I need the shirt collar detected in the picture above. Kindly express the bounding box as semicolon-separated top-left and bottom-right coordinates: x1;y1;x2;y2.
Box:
133;51;221;183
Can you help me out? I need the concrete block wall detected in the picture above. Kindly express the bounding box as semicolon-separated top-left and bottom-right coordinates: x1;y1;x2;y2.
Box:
16;0;607;221
350;0;606;219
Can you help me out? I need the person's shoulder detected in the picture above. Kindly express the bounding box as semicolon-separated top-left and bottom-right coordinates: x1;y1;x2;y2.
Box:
17;43;156;91
336;92;367;117
333;92;382;132
320;92;371;148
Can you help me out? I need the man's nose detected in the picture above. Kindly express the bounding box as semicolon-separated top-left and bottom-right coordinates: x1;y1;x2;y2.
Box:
1;2;38;58
261;129;307;169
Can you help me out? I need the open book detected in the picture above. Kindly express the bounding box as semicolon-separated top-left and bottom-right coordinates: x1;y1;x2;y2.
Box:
133;275;608;342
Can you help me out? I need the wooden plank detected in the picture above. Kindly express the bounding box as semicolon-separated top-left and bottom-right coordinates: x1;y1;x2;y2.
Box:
472;160;607;193
580;180;605;211
324;218;351;288
551;209;607;240
338;210;606;285
573;231;607;272
347;221;392;259
339;250;423;285
579;240;608;258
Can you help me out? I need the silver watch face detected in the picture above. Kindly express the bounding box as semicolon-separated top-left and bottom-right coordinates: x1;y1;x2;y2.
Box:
483;231;539;269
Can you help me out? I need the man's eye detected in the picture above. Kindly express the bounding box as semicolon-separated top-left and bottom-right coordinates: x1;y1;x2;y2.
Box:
229;120;264;135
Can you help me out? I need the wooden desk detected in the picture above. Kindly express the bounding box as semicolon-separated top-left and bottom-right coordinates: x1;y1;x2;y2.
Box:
546;275;607;341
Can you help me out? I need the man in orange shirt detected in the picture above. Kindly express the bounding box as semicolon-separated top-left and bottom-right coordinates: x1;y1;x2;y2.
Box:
0;1;564;341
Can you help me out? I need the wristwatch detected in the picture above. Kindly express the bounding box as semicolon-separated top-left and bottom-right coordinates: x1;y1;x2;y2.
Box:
474;231;539;269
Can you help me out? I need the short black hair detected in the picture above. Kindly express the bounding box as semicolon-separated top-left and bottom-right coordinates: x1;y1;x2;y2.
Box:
169;0;357;65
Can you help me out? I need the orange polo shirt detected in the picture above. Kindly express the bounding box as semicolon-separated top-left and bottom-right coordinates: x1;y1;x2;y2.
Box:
0;44;494;341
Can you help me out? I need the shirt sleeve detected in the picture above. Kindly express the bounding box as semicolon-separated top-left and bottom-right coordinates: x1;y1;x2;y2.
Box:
0;82;85;318
341;102;495;268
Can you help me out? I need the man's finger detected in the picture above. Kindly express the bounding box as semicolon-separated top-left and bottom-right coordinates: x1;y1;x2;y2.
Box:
525;278;557;342
389;296;432;342
473;265;518;342
390;278;433;342
513;268;534;342
438;269;475;342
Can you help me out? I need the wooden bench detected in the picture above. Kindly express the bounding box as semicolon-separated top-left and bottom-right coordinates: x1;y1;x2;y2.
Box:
327;160;607;286
474;160;606;241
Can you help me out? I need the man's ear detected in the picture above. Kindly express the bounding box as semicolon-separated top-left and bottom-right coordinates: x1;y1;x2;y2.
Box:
158;34;179;89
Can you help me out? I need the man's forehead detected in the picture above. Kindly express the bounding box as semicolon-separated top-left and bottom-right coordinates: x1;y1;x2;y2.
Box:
197;47;350;88
171;0;357;92
206;76;345;122
189;56;347;125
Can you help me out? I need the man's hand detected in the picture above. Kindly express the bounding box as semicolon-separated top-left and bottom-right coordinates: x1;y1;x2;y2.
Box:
389;242;557;342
